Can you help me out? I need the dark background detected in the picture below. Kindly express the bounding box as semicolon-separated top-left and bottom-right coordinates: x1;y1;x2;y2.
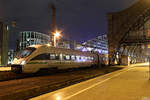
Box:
0;0;138;49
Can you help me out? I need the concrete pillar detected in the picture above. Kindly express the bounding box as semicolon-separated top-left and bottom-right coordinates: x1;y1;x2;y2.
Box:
0;22;9;66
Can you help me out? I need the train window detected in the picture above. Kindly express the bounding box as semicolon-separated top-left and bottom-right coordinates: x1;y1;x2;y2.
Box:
50;53;55;60
79;56;81;60
59;53;63;60
76;56;81;60
16;47;36;58
71;55;76;60
31;53;50;60
50;53;59;60
87;57;91;60
90;57;94;60
103;57;106;61
81;56;84;60
64;55;71;60
84;57;88;60
56;54;59;60
50;54;55;60
81;56;88;61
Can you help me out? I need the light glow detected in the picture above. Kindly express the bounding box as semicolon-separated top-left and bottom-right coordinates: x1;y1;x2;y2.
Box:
55;32;60;37
21;60;26;65
54;30;62;38
46;43;51;46
56;96;61;100
53;30;62;47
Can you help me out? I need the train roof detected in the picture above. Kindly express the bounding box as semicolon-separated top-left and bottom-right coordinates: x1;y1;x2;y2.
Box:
28;44;108;56
28;44;94;54
29;44;44;48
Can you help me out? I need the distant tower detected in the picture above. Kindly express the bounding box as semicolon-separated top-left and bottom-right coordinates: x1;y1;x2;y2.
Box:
50;4;56;46
0;22;9;65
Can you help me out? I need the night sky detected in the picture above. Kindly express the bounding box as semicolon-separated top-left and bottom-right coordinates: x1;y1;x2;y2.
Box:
0;0;138;49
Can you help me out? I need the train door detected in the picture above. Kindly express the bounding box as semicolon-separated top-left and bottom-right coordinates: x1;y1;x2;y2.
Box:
25;53;49;73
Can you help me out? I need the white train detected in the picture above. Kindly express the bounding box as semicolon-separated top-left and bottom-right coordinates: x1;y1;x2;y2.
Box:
11;44;108;73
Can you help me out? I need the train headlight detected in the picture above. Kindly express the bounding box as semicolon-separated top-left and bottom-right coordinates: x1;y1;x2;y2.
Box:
21;60;26;65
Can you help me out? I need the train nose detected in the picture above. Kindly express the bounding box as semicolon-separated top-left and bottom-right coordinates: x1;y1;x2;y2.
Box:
11;65;23;73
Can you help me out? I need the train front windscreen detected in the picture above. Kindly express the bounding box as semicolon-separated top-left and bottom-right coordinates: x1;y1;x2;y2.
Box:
16;47;36;59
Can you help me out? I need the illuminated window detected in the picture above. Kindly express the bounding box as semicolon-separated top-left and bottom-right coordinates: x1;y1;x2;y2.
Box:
81;56;84;60
90;57;94;60
64;55;71;60
88;57;91;60
31;53;49;60
76;56;81;60
56;54;60;60
71;55;76;60
85;57;88;60
50;53;59;60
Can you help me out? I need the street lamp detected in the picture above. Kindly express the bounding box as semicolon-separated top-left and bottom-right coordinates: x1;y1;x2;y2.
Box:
53;30;62;47
55;31;61;38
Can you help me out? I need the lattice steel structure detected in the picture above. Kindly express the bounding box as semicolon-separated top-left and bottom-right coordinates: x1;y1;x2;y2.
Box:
108;0;150;64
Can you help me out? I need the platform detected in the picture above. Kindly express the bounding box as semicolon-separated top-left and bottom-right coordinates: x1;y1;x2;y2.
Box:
0;67;11;71
30;63;150;100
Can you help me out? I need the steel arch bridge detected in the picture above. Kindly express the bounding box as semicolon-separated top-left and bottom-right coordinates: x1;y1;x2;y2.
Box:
108;0;150;65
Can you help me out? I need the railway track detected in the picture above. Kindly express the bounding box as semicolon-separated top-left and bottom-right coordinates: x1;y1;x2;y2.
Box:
0;67;95;81
0;69;59;82
0;66;123;100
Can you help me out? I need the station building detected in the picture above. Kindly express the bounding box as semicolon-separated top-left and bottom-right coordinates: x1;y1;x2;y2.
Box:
57;39;74;49
0;22;9;66
82;34;108;54
8;49;16;64
107;0;150;64
19;31;50;50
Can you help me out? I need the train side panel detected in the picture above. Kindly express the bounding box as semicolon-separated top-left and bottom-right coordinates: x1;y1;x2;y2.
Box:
12;45;107;73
